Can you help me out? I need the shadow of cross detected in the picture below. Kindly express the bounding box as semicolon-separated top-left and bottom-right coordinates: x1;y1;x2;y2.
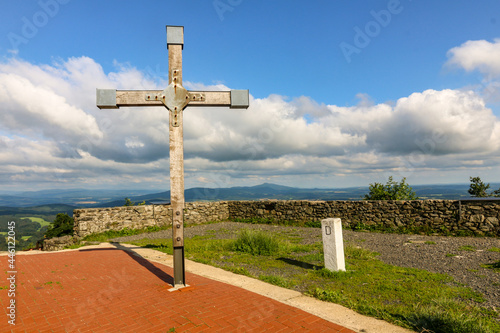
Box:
96;25;249;287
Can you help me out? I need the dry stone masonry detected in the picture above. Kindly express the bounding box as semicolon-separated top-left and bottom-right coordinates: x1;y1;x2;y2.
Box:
73;202;229;238
72;199;500;239
228;200;500;236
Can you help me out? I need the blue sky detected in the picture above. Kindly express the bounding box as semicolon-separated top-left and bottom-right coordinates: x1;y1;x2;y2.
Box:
1;0;500;192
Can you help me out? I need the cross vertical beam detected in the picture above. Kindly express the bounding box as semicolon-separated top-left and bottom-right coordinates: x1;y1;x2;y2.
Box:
96;25;249;288
167;40;186;286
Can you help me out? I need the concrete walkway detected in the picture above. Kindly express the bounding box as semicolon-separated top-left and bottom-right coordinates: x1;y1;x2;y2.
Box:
1;243;411;332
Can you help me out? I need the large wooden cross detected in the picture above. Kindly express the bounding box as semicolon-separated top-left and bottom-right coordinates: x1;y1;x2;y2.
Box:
96;25;249;287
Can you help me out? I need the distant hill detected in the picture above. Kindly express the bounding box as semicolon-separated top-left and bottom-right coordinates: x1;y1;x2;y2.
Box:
0;182;494;208
0;189;158;208
0;204;75;216
91;183;479;208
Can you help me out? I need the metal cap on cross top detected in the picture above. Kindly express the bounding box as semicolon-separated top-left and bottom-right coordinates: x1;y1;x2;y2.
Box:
166;25;184;48
96;25;249;288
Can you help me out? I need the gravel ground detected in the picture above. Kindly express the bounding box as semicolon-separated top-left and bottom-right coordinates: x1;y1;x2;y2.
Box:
112;222;500;310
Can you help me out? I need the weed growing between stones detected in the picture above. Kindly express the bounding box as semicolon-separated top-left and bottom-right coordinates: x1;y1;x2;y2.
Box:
480;261;500;272
459;245;477;251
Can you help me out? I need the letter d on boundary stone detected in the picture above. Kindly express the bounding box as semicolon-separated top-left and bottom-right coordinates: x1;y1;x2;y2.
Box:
321;218;346;271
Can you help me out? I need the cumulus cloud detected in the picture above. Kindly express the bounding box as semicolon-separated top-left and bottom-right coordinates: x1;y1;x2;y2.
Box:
445;39;500;104
446;39;500;77
371;89;499;154
1;55;499;190
0;72;103;142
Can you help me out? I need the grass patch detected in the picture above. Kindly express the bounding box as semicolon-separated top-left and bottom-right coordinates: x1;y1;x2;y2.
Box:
425;241;436;245
24;217;52;228
259;275;294;288
227;266;251;276
349;221;437;235
231;229;282;255
487;247;500;252
345;246;379;260
404;298;498;333
348;221;486;237
459;245;476;252
63;242;87;250
127;224;499;333
82;225;169;242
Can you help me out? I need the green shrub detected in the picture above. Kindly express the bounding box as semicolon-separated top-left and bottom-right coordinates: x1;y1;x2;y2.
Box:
45;213;74;239
231;229;280;255
364;176;418;200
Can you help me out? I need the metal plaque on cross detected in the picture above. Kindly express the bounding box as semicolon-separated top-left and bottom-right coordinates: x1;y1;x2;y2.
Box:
96;25;249;287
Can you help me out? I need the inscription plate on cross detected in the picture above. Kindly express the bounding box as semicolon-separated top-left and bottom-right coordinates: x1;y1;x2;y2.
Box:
96;25;249;287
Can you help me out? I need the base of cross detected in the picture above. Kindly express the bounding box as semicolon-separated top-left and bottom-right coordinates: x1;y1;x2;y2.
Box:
167;284;192;292
173;246;185;287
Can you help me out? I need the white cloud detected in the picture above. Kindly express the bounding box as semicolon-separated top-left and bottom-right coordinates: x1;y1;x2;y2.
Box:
446;39;500;77
0;72;103;142
0;56;499;190
376;89;498;154
445;39;500;105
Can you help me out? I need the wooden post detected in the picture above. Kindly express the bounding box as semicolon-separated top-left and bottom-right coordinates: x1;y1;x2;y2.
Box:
168;43;186;286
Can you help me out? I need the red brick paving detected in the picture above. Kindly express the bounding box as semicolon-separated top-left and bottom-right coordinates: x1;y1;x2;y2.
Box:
1;248;355;332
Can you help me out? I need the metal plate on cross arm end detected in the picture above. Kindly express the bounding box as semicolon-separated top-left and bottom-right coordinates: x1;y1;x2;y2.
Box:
166;25;184;48
230;90;249;109
96;89;118;109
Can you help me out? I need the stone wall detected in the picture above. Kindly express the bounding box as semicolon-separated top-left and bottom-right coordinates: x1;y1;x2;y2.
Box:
227;200;500;236
42;235;77;251
73;201;229;238
72;199;500;238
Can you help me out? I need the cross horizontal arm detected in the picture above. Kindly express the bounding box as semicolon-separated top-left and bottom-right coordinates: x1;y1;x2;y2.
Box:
97;89;249;109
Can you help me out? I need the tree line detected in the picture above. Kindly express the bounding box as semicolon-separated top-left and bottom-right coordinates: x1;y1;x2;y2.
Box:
364;176;499;200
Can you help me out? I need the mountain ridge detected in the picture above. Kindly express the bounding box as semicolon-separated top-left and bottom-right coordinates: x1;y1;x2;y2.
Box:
0;182;485;208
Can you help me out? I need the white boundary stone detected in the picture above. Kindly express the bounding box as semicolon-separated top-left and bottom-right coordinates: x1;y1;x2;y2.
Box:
321;218;346;271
